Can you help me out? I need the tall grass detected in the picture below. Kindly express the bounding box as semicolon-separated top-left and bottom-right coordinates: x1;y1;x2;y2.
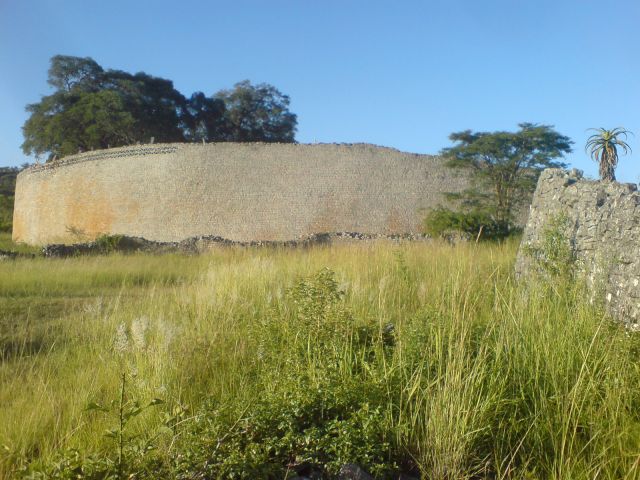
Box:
1;240;639;478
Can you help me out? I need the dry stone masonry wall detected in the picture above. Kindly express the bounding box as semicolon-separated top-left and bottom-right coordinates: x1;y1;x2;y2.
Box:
13;142;469;245
516;168;640;326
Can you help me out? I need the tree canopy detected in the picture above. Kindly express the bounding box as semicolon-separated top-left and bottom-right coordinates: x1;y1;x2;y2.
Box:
22;55;298;160
441;123;573;226
0;166;22;232
215;81;297;143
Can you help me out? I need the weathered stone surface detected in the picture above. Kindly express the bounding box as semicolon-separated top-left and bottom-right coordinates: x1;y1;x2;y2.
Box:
13;142;471;245
338;463;375;480
516;168;640;326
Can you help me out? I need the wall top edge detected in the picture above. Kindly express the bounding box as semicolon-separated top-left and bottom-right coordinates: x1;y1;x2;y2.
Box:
18;142;440;177
540;168;639;194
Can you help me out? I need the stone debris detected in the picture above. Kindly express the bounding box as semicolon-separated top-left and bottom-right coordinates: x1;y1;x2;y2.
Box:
337;464;375;480
41;232;433;258
0;249;19;260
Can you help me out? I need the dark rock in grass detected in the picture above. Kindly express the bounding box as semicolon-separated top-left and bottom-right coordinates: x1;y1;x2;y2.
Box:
288;475;322;480
441;229;472;245
0;249;18;260
42;236;181;257
382;322;396;347
0;249;36;260
395;474;420;480
338;464;374;480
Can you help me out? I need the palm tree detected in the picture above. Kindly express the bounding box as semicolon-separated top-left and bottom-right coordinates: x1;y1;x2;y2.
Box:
585;127;632;181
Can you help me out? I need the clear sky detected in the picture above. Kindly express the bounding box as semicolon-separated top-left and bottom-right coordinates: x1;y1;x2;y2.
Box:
0;0;638;180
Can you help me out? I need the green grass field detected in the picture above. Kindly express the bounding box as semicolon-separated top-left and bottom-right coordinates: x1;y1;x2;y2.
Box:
1;239;640;479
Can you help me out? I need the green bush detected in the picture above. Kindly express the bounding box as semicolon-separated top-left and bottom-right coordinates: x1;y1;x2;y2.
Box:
0;195;13;232
93;234;125;254
523;213;576;278
174;269;397;479
8;244;640;479
423;207;515;241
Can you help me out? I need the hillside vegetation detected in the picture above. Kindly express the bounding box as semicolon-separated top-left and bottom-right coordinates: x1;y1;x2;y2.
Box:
0;167;19;233
1;242;640;479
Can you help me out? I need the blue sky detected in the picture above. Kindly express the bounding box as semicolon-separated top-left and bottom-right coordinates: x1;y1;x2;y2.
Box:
1;0;638;180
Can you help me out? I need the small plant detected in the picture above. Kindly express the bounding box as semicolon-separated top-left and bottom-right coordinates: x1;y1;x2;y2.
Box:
21;373;165;480
585;127;633;181
523;213;575;278
85;373;164;479
94;234;125;254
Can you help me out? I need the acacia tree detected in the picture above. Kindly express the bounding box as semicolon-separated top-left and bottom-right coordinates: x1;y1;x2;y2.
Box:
585;127;632;181
441;123;573;227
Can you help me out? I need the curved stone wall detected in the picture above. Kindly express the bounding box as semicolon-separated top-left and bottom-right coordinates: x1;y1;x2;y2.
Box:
13;143;469;245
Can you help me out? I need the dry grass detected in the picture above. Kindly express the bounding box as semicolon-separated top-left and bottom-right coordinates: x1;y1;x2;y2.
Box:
1;240;639;478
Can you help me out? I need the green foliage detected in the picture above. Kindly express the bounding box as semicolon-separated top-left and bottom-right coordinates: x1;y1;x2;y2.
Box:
23;91;135;158
0;166;22;233
0;232;41;255
215;80;298;143
0;195;13;233
0;167;19;197
182;91;227;142
423;206;513;240
22;56;298;160
585;127;633;181
46;55;103;92
523;213;576;278
22;57;187;158
3;244;640;479
93;235;125;254
23;376;164;480
442;123;573;224
177;386;393;479
175;269;396;478
84;374;163;480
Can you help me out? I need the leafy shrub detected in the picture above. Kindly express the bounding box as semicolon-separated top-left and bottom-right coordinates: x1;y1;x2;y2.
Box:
423;207;515;241
523;213;575;278
174;269;397;479
0;195;13;232
94;234;125;254
176;383;394;479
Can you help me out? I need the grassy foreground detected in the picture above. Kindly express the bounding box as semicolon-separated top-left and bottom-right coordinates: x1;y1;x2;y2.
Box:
1;240;640;479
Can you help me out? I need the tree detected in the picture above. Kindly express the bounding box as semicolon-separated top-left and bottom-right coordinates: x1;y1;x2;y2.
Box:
23;90;135;157
22;56;298;160
22;56;190;159
215;80;297;142
0;166;21;232
99;70;188;143
441;123;573;226
183;92;228;142
46;55;103;92
585;127;632;181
